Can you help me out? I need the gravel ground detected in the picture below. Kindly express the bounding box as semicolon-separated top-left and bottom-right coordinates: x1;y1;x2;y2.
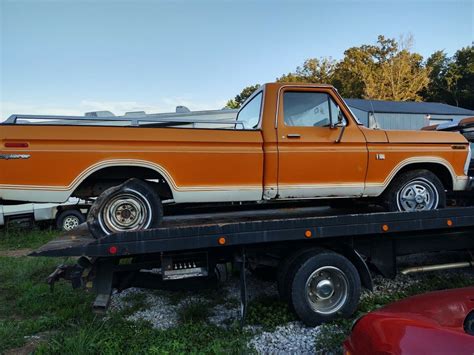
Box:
249;322;321;354
108;257;474;354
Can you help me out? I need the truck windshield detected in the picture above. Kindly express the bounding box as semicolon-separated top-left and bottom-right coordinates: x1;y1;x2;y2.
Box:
236;92;262;129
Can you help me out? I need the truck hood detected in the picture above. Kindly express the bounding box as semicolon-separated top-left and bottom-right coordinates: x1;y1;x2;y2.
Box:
385;130;468;144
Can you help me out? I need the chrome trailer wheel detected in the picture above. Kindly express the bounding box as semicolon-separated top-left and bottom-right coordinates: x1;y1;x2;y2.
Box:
305;266;349;315
290;251;361;326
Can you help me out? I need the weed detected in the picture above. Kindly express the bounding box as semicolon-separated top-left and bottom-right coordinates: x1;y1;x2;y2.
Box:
177;300;210;323
37;318;249;354
246;296;296;330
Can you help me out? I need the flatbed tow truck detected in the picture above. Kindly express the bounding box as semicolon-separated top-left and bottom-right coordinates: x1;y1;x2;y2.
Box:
31;202;474;326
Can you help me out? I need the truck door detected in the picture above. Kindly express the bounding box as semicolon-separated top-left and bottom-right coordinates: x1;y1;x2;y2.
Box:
276;87;368;199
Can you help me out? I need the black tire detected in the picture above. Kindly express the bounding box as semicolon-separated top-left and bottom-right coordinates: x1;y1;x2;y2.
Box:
277;247;324;302
87;178;163;239
290;251;361;326
382;169;446;212
56;209;85;231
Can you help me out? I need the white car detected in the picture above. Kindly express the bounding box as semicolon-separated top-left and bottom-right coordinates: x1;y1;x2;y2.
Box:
0;198;90;231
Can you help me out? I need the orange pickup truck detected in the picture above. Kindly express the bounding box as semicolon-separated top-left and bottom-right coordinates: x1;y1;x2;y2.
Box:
1;83;471;237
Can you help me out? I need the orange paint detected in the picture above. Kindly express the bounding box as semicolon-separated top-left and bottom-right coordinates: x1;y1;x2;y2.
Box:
0;83;469;205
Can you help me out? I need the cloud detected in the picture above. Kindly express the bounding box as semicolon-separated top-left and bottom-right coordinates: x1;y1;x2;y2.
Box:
0;97;228;121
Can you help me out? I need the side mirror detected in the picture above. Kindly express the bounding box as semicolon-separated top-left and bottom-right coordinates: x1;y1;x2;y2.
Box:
337;111;344;126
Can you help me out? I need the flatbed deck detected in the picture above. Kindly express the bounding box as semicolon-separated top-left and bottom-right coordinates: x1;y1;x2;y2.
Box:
31;204;474;325
31;205;474;258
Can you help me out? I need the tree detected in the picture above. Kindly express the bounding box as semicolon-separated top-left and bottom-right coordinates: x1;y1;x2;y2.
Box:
227;36;470;107
276;58;337;84
451;46;474;108
333;35;430;101
225;84;260;109
422;46;474;108
422;50;451;103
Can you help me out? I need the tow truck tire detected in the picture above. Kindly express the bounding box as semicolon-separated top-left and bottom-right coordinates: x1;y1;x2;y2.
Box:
277;247;325;302
56;209;85;231
290;251;361;326
88;178;163;239
383;169;445;212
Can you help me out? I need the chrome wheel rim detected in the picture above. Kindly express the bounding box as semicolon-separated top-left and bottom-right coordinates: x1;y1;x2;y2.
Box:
305;266;348;315
397;178;439;212
63;216;80;231
99;190;152;234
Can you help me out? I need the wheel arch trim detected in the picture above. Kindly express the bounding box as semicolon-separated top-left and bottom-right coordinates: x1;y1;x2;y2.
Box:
365;156;465;196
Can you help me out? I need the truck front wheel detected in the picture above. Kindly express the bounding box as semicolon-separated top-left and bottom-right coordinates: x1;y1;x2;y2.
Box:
383;169;446;212
87;178;163;239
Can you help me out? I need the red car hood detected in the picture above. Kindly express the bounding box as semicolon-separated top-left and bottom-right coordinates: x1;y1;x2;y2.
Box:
376;287;474;330
344;287;474;355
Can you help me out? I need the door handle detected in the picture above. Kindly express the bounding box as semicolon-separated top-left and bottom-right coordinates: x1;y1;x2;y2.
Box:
287;134;301;139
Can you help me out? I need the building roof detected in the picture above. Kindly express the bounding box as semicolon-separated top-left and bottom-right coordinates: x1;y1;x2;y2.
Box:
345;98;474;116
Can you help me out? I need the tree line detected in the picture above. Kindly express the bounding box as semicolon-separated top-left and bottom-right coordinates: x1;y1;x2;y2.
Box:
226;35;473;110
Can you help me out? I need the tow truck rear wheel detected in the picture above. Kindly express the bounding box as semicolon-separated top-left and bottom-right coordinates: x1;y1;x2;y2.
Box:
87;178;163;239
383;169;446;212
277;247;325;302
289;251;361;326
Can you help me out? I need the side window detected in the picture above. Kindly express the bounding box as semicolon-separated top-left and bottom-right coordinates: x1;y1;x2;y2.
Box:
283;91;346;127
236;92;262;129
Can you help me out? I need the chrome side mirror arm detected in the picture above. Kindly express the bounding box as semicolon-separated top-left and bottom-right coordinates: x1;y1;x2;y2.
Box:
335;124;346;143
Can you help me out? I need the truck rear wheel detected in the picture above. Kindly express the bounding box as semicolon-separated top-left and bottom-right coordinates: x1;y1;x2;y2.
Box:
290;251;361;326
87;178;163;239
277;247;324;302
383;169;446;212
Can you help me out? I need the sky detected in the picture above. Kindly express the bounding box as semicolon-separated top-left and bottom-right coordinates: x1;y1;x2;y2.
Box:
0;0;473;120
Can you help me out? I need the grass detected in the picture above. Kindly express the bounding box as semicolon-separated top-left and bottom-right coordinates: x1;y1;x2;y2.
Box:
0;227;60;251
0;253;251;354
36;317;249;355
247;296;296;330
177;301;211;324
0;256;95;352
0;227;253;353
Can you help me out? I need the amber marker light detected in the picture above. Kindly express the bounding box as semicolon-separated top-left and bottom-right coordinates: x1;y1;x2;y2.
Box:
447;219;453;227
382;224;389;232
305;230;312;238
218;237;226;245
